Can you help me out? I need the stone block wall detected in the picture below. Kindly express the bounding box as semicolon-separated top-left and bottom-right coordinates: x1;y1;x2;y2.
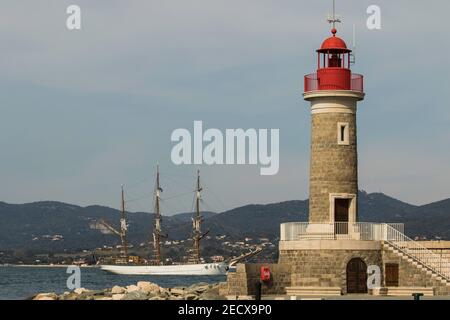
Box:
279;248;382;294
309;112;358;222
224;241;450;296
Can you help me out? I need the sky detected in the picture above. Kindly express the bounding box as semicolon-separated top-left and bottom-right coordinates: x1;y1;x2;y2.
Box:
0;1;449;214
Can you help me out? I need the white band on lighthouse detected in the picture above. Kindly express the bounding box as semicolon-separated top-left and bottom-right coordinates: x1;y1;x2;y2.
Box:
310;101;356;115
304;90;364;114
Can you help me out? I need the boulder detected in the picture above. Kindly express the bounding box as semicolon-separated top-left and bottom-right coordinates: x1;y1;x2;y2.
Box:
189;282;210;289
126;285;140;293
120;291;149;300
36;296;56;301
31;282;223;302
137;281;161;294
112;294;126;300
198;285;222;300
185;293;199;300
111;286;126;294
159;288;170;297
74;288;89;295
34;293;58;301
193;285;210;294
59;292;79;300
199;293;222;300
89;289;107;296
170;287;186;296
75;293;95;300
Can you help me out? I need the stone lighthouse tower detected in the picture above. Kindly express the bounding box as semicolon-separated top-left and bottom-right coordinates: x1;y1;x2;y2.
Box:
304;27;364;225
224;14;450;297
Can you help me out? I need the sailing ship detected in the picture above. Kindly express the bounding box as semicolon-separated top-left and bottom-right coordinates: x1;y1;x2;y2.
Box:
99;167;229;276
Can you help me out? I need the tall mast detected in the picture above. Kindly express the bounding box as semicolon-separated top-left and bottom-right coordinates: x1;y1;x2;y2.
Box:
119;185;129;261
153;165;163;265
327;0;341;29
192;170;203;264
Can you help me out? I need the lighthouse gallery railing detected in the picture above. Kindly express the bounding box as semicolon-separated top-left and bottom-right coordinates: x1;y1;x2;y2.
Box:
280;222;403;241
304;73;364;92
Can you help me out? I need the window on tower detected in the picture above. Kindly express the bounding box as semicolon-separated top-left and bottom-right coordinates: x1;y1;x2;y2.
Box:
337;122;349;145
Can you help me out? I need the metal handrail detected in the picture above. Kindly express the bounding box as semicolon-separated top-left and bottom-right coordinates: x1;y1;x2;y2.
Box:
384;223;450;281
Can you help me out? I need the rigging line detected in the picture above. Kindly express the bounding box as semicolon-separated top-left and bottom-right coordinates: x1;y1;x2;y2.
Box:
160;171;197;178
161;190;192;215
199;181;227;211
123;191;151;213
123;190;136;201
199;198;216;213
125;177;152;190
126;201;149;214
161;190;195;201
198;180;227;212
125;193;155;203
125;193;156;212
159;201;179;217
162;174;197;193
190;191;196;213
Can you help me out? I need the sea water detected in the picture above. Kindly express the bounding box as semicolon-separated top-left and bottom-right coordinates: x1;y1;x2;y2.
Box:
0;266;225;300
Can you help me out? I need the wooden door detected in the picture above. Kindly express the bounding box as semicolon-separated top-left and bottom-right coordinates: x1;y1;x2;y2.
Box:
385;263;399;287
335;199;349;234
346;258;368;294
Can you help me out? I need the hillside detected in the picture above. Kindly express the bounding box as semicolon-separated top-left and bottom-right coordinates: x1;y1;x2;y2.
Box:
1;191;450;252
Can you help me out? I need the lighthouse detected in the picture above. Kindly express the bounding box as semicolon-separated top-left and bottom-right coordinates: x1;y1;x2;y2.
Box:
224;9;450;298
304;27;364;225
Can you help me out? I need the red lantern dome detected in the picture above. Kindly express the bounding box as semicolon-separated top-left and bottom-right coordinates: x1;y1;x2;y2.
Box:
304;28;363;93
319;31;350;52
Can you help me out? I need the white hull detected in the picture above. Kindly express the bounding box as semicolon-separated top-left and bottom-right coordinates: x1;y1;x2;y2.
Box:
100;263;228;276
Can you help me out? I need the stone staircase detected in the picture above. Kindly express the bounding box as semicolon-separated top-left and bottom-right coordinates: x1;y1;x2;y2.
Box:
384;223;450;283
382;241;450;288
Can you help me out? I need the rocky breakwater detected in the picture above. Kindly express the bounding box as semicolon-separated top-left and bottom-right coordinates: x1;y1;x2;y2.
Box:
32;281;224;300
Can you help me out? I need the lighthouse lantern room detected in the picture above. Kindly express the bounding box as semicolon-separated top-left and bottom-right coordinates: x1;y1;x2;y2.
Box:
305;28;364;92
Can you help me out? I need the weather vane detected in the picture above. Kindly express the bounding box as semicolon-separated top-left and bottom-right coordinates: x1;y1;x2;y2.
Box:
327;0;342;29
